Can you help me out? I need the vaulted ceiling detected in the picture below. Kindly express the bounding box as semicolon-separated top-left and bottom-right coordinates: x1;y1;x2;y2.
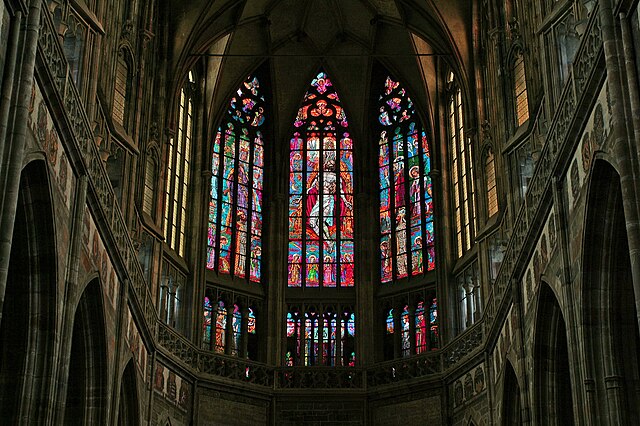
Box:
164;0;475;146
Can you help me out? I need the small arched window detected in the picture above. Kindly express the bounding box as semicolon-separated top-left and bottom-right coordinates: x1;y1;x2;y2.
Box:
513;51;529;126
485;148;498;217
113;50;131;128
142;153;158;217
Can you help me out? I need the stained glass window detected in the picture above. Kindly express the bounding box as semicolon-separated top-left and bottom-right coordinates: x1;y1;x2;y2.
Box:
285;307;355;366
207;75;266;282
383;296;438;359
287;72;354;288
378;76;434;283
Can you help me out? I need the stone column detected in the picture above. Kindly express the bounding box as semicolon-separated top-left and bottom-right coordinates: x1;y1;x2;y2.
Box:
0;0;42;317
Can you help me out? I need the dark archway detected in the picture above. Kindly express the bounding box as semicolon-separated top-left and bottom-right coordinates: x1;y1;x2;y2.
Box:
0;161;57;422
534;282;574;425
64;279;108;424
583;160;640;424
502;361;521;426
118;359;140;426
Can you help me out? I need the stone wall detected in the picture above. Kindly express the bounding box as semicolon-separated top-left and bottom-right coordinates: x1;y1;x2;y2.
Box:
198;388;270;426
275;398;364;425
371;393;442;426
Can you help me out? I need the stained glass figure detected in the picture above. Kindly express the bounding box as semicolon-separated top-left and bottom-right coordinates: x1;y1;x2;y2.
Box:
232;304;242;355
430;298;439;349
288;71;354;288
401;305;411;357
207;75;266;282
377;76;434;283
215;300;227;353
203;297;212;349
415;301;427;354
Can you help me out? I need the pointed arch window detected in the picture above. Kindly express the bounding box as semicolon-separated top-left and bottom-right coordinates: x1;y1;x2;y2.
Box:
377;76;434;283
143;153;158;217
113;50;131;128
447;73;476;258
206;75;266;282
485;148;498;217
287;72;354;288
513;51;529;126
164;72;196;257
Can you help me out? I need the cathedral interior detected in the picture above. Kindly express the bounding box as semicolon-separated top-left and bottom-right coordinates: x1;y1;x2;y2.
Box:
1;0;640;424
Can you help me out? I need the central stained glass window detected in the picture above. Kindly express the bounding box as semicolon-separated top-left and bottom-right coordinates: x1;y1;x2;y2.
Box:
288;72;355;287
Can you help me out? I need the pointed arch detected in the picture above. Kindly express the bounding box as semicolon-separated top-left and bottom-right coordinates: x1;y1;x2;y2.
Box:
534;282;574;425
206;72;268;282
502;360;522;425
287;70;355;288
582;160;640;423
64;279;108;424
375;72;434;283
0;160;57;422
118;359;140;426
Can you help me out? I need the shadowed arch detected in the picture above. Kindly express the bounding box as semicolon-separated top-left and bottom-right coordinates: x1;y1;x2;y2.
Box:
0;160;57;422
534;282;574;425
64;279;108;424
502;360;521;426
118;359;140;426
582;160;640;424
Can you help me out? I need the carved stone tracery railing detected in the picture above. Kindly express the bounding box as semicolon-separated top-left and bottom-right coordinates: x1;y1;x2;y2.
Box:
37;1;157;334
482;6;603;337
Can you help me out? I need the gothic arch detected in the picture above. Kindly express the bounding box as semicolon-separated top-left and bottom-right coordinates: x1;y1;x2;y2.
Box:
501;360;522;426
582;159;640;424
533;281;574;425
118;359;140;426
64;279;108;424
0;160;58;422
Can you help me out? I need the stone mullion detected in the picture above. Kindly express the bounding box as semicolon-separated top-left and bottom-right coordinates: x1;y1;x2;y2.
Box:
393;306;401;359
241;306;249;359
336;314;342;366
408;305;417;356
224;304;234;355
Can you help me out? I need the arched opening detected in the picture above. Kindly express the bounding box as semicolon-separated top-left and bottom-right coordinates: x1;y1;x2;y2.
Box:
64;279;108;424
534;282;574;425
118;360;140;426
0;161;57;422
583;160;640;424
502;361;521;425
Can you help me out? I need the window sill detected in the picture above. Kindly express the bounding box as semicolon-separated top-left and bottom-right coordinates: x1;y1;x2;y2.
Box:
162;244;190;274
502;118;532;155
140;211;163;239
536;0;573;34
475;209;505;241
70;0;105;35
205;269;266;298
